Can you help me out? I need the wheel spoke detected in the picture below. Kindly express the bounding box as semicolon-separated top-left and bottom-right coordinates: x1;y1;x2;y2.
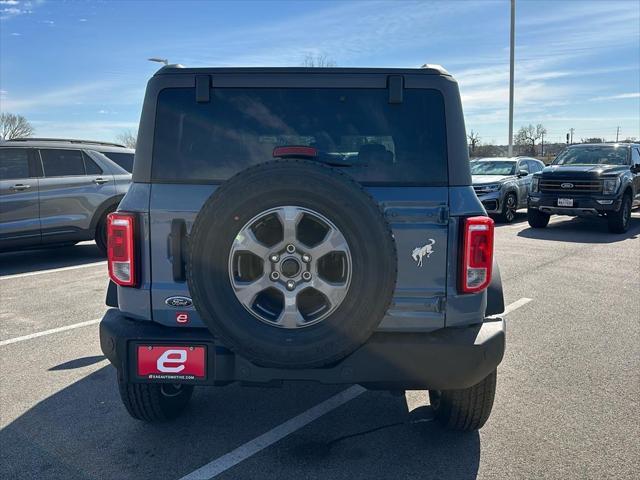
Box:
309;227;349;259
276;206;303;244
233;275;271;307
232;228;270;259
310;277;346;308
276;292;305;328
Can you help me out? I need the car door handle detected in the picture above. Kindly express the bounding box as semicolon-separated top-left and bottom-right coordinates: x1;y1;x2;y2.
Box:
11;184;31;191
93;177;109;185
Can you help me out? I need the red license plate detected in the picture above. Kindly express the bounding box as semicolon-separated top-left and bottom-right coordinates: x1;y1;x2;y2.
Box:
137;345;206;380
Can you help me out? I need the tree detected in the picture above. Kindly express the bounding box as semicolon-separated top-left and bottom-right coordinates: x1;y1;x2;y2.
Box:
581;137;603;143
467;130;481;155
0;112;34;140
116;130;137;148
515;123;547;156
302;54;336;67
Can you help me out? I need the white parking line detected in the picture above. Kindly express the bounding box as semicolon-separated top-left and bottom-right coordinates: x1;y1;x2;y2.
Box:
0;261;106;280
502;297;532;315
179;385;366;480
0;318;101;347
179;296;533;479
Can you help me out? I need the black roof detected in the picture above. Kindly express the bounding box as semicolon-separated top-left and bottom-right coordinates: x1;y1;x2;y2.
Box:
154;65;450;76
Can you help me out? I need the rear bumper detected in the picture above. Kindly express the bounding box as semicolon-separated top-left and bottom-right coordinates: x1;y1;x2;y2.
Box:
528;194;621;216
100;308;506;390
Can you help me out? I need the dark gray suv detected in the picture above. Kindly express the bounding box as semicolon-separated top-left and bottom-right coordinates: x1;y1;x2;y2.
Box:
0;139;131;253
100;66;506;431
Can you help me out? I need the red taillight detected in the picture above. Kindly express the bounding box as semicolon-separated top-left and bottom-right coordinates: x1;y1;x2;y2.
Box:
460;216;494;293
107;212;137;287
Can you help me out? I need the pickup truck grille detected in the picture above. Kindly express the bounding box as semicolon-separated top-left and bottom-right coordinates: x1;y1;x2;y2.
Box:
539;179;602;194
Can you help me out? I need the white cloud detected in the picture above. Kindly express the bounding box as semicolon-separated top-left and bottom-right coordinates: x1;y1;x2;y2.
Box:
589;93;640;102
10;31;20;35
0;81;137;112
79;18;87;22
0;1;20;5
29;120;139;142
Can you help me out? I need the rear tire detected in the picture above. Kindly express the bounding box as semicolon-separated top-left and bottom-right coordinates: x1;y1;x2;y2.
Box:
429;370;497;431
527;208;550;228
498;193;517;223
95;207;116;256
607;194;632;234
117;374;194;422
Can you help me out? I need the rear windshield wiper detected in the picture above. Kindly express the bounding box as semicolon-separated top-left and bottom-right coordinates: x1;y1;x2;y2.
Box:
272;146;359;167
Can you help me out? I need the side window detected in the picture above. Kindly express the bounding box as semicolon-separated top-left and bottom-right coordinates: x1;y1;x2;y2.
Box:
83;153;103;175
528;160;541;173
631;148;640;166
40;149;86;177
0;148;31;180
518;160;530;173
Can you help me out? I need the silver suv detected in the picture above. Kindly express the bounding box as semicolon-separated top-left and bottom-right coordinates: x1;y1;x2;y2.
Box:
471;156;545;223
0;138;131;254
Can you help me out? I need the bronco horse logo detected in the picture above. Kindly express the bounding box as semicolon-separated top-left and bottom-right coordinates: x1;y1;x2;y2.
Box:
411;239;436;267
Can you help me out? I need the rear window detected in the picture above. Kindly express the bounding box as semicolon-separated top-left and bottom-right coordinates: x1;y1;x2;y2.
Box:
102;152;134;172
152;87;448;185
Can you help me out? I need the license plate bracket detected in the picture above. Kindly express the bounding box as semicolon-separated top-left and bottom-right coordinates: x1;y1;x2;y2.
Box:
558;198;574;207
136;344;207;381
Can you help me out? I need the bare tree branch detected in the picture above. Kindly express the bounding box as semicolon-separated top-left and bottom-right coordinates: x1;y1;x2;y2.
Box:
0;113;35;140
116;130;137;149
302;54;337;67
515;123;547;155
467;129;481;154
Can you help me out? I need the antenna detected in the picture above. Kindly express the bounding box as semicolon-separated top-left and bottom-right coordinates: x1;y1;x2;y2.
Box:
148;57;168;66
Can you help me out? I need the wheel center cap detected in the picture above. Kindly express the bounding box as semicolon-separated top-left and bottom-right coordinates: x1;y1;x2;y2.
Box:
280;258;301;278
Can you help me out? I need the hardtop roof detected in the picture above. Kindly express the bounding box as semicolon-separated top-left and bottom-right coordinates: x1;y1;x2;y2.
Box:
154;65;451;76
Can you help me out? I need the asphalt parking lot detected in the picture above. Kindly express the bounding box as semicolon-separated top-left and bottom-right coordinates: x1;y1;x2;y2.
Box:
1;213;639;480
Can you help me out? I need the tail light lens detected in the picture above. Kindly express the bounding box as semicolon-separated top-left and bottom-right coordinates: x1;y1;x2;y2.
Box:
460;216;494;293
107;212;137;287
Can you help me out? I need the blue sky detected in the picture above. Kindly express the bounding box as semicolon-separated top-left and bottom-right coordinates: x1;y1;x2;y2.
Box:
1;0;639;144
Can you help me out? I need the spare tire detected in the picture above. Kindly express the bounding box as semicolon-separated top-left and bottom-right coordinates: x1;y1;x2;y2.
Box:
187;160;397;368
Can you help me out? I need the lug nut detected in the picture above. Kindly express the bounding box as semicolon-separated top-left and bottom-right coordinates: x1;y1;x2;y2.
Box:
286;244;296;254
270;254;280;262
301;253;311;263
302;271;312;281
286;280;296;291
270;271;280;281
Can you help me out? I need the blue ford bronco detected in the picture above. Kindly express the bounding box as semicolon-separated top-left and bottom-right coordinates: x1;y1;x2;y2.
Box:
100;66;506;431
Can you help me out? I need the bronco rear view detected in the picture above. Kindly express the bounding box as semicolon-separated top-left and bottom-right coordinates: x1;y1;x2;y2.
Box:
99;66;506;431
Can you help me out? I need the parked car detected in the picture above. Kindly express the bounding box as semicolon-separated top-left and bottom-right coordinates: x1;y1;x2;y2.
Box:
100;66;506;431
471;157;545;223
0;138;131;254
528;143;640;233
7;137;135;172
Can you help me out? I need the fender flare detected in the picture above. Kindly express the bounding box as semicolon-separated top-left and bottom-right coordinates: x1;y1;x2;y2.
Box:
486;258;505;316
89;195;125;231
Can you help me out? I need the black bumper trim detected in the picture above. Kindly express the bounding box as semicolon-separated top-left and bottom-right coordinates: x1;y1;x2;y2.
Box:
100;309;505;390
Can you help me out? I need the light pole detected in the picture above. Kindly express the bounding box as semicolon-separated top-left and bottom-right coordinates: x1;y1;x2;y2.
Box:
507;0;515;157
148;57;168;66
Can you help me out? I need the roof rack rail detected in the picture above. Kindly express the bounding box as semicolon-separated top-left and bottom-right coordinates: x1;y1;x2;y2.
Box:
7;137;128;148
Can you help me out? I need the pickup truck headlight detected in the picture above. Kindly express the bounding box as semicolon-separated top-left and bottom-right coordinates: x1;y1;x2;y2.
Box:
602;177;621;195
531;176;540;193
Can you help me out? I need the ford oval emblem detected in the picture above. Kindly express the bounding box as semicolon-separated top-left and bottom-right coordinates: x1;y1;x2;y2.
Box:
165;296;193;308
561;183;574;189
